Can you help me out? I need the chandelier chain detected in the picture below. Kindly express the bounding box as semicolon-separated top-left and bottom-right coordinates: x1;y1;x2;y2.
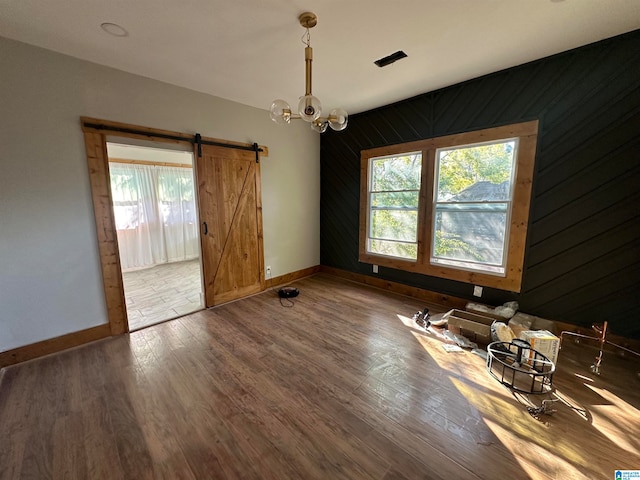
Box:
301;28;311;47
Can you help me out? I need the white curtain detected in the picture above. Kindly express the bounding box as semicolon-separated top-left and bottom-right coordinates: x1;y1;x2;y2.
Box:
109;163;199;271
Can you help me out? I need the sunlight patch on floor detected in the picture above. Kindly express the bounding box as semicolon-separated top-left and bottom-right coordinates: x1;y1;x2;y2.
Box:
583;384;640;456
483;418;592;480
395;313;416;328
574;373;594;382
449;376;588;468
409;329;517;403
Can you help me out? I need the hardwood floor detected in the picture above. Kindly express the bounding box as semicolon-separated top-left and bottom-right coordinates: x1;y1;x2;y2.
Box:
1;274;638;479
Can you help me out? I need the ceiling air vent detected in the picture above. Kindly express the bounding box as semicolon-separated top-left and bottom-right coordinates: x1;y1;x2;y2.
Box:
374;50;407;68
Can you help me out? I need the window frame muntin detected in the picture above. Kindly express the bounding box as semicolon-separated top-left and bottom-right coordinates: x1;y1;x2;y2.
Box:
358;120;538;292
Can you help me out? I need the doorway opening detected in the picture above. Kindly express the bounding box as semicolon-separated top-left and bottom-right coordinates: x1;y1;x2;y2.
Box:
106;141;204;330
82;117;267;336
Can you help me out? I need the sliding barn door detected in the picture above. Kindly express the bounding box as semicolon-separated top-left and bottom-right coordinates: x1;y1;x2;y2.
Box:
196;145;264;306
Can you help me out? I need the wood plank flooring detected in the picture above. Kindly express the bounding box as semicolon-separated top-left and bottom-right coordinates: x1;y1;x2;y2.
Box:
1;274;639;479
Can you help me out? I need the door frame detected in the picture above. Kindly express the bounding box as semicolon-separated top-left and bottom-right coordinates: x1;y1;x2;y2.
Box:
81;117;268;335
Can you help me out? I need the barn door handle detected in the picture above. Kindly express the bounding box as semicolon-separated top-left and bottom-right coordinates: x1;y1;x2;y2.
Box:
202;222;208;235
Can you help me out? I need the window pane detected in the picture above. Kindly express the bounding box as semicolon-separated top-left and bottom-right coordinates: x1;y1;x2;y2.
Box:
432;210;507;266
368;152;421;259
371;153;422;192
110;172;139;202
432;140;515;274
371;210;417;242
369;239;417;260
371;191;419;208
436;141;515;201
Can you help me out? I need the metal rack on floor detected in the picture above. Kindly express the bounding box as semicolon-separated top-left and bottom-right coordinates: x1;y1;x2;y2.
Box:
560;321;640;375
486;339;555;395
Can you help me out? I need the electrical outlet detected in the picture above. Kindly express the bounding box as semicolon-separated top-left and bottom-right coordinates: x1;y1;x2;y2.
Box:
473;285;483;297
266;266;271;278
373;264;379;273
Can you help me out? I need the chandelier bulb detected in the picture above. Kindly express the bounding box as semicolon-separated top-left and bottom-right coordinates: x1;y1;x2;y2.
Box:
298;95;322;122
328;108;348;131
270;99;292;125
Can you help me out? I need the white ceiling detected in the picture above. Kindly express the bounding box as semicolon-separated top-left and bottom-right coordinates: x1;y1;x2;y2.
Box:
1;0;639;115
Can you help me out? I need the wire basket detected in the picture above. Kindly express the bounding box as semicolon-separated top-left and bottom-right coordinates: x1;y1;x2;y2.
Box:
486;339;555;394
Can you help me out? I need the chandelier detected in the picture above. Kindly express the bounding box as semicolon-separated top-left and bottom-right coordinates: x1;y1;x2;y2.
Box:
270;12;348;133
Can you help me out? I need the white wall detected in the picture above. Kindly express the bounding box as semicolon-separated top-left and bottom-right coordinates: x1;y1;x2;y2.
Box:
0;37;320;352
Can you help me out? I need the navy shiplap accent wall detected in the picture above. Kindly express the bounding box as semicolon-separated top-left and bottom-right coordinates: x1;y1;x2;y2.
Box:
320;29;640;339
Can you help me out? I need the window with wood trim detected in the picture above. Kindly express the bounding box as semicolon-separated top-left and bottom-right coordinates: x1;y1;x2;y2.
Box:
367;152;422;260
359;121;538;292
